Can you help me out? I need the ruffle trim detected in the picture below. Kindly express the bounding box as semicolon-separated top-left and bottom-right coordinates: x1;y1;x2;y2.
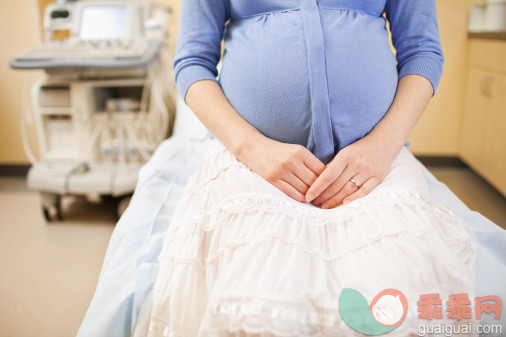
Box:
158;187;475;275
149;295;478;337
188;188;460;230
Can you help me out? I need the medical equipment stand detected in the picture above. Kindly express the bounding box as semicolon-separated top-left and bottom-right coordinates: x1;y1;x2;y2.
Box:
11;0;175;221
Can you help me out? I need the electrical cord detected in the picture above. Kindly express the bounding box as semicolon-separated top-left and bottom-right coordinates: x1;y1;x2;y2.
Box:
21;73;105;176
20;30;176;176
129;42;174;156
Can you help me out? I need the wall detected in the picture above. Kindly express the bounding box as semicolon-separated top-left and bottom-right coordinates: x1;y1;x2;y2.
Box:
0;0;481;164
408;0;478;156
0;0;41;164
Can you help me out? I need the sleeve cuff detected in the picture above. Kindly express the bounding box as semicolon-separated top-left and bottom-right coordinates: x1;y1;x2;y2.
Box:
175;65;219;102
398;56;444;95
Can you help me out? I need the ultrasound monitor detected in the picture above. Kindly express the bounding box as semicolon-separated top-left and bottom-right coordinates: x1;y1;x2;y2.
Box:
79;6;127;40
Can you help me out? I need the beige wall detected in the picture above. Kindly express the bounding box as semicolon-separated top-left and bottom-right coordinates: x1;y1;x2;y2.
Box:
0;0;480;164
0;0;41;164
408;0;476;155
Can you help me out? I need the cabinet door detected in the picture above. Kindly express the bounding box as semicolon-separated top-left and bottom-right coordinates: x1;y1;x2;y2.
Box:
486;73;506;195
460;68;494;177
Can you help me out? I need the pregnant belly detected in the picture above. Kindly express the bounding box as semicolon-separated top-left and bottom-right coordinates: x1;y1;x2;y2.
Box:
321;9;399;148
219;10;311;146
219;9;398;150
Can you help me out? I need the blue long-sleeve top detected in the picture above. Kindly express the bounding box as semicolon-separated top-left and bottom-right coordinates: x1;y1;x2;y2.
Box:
173;0;444;164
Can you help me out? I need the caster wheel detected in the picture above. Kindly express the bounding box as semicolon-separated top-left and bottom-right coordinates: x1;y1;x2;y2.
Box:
43;206;51;222
40;194;62;222
56;200;63;221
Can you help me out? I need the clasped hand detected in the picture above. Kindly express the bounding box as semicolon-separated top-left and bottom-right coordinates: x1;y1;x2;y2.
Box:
242;136;397;208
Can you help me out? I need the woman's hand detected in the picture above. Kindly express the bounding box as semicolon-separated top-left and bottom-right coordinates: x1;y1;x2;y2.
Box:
305;74;434;209
304;134;402;208
184;80;326;203
185;75;433;208
236;135;326;203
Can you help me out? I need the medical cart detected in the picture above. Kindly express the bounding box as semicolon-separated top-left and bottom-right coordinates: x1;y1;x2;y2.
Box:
10;0;175;221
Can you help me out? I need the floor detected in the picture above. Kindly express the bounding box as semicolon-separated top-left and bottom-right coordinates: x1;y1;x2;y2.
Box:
428;166;506;227
0;166;505;337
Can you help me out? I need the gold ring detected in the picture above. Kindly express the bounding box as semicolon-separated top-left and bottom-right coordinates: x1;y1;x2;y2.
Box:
349;178;361;188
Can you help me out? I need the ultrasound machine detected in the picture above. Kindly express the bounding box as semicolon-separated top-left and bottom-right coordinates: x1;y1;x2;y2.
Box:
10;0;175;221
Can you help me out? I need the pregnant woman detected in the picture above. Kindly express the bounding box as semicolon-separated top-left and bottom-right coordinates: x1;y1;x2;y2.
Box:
136;0;477;335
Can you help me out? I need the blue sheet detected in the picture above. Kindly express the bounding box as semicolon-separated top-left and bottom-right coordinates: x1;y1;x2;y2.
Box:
76;103;506;337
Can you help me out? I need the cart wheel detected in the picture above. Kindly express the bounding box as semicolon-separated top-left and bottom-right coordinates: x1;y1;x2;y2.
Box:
42;206;51;222
55;197;63;221
40;193;62;222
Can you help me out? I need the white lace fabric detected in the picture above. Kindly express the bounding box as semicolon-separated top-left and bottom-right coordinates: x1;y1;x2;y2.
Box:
139;140;477;337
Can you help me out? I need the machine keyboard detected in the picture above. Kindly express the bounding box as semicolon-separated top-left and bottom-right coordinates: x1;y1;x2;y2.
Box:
16;39;150;60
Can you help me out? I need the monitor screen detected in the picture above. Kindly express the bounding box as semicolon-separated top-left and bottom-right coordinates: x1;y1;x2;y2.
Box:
79;6;126;40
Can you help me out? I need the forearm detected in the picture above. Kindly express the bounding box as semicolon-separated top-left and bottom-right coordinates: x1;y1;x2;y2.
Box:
367;74;434;156
185;79;326;203
185;79;266;158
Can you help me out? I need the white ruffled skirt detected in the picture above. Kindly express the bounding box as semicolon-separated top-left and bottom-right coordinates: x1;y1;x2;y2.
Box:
139;139;477;337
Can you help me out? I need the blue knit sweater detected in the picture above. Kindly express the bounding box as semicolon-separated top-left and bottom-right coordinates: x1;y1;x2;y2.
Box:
173;0;444;164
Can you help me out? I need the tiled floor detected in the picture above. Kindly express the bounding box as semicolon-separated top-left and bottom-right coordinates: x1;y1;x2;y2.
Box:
0;167;504;337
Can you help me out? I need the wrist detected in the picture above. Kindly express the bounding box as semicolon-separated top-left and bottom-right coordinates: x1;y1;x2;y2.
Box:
368;129;406;158
229;129;267;162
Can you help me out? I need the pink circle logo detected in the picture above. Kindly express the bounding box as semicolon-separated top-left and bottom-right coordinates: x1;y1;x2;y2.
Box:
369;289;408;327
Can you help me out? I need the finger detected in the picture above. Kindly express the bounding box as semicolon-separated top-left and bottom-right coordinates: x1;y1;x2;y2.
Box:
293;166;318;189
311;166;357;206
274;179;306;203
321;180;360;209
311;179;343;207
328;166;360;198
342;177;380;204
283;172;309;195
305;160;347;202
301;151;326;176
282;147;324;187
